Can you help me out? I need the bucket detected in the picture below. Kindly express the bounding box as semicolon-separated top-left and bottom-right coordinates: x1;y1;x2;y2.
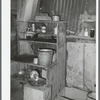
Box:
38;49;53;67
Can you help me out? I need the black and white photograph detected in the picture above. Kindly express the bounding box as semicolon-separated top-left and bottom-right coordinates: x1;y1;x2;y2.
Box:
2;0;98;100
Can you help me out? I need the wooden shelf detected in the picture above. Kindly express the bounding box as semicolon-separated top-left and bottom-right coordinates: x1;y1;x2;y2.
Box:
66;35;96;43
19;39;57;45
11;74;46;85
29;20;66;23
11;60;57;71
66;35;96;40
17;20;66;23
27;62;57;70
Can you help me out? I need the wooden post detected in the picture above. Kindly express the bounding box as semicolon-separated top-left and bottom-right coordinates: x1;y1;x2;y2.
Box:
57;22;66;93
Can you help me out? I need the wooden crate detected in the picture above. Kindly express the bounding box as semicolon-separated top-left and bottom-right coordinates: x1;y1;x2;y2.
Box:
24;84;51;100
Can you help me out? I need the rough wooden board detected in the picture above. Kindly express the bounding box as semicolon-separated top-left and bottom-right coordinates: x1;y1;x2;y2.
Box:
18;40;56;56
66;42;84;89
57;22;66;94
46;64;58;100
84;43;96;92
24;84;51;100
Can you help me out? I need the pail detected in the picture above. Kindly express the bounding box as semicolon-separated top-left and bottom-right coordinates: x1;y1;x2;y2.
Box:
38;49;53;67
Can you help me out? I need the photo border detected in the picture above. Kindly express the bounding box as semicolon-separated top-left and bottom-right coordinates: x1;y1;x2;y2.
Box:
98;0;100;100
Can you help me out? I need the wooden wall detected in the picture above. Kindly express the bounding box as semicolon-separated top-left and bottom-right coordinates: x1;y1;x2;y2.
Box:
67;42;84;89
66;42;96;91
40;0;96;32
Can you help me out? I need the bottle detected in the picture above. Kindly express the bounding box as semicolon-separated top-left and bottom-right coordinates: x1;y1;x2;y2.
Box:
84;28;88;36
90;28;95;38
32;23;35;32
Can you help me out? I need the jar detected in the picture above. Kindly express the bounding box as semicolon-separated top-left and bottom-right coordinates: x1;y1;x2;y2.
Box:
90;29;95;38
52;16;59;21
33;58;38;64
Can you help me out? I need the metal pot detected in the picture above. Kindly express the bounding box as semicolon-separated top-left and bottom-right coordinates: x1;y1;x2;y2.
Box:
38;49;53;67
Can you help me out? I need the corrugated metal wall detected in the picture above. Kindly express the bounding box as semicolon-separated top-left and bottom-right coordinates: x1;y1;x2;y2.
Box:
40;0;96;33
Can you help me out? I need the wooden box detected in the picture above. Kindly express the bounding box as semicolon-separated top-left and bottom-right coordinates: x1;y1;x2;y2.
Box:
24;84;51;100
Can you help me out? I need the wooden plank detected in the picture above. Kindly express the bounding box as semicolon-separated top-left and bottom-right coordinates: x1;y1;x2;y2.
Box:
57;22;66;93
47;64;58;100
67;35;95;40
19;39;57;45
66;42;84;89
84;43;96;92
29;20;66;23
18;40;56;56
